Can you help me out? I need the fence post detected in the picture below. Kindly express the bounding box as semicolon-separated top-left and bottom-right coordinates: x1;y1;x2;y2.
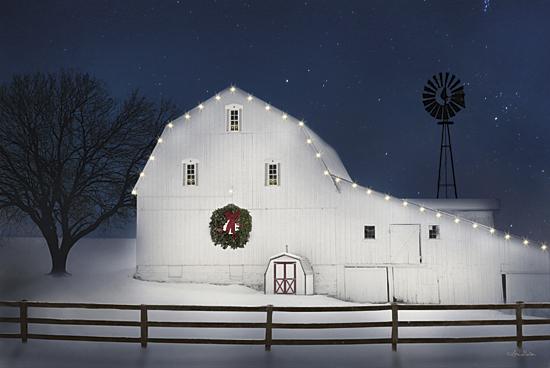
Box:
19;300;28;343
265;304;273;351
391;302;398;352
515;301;524;351
140;304;148;348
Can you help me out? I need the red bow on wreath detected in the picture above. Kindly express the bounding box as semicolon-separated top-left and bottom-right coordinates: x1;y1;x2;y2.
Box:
223;210;241;238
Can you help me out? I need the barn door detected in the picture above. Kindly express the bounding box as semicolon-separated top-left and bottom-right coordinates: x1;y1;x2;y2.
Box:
389;224;421;264
274;262;296;294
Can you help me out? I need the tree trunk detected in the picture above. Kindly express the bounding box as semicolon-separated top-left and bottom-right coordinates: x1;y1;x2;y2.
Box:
48;246;71;276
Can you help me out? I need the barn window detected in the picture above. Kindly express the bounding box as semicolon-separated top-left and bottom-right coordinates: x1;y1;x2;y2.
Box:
364;225;376;239
225;104;242;132
265;162;280;186
429;225;440;239
183;161;198;186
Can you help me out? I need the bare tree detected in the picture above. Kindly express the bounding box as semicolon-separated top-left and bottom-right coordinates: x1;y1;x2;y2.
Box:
0;71;178;275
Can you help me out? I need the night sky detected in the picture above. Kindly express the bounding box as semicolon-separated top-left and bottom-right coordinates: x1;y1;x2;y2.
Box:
1;0;549;241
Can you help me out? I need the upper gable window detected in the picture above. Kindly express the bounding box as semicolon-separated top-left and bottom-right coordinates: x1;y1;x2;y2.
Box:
225;104;242;132
183;160;198;186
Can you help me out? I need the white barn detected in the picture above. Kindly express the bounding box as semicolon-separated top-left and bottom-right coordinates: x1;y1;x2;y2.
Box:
133;86;550;304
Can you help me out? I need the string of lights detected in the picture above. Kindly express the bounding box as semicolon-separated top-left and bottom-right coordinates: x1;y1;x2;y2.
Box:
133;86;548;252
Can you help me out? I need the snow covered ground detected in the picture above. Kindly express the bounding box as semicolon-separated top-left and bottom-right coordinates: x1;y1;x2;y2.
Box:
1;237;550;368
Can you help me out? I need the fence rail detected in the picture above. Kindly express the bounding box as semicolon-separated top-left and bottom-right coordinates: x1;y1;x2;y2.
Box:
1;300;550;351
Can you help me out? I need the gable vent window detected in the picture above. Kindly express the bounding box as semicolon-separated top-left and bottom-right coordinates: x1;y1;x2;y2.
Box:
364;225;376;239
225;104;242;132
429;225;440;239
265;162;280;186
183;161;198;186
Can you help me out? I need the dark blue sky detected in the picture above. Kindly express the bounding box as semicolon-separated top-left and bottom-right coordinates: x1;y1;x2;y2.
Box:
1;0;549;241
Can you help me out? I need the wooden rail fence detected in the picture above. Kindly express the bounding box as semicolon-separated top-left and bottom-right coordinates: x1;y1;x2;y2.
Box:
1;300;550;351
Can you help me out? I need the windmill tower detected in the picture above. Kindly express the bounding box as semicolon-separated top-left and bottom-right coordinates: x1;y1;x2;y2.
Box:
422;72;466;198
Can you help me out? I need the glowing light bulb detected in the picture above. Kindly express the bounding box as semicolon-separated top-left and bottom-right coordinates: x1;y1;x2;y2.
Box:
131;189;137;195
419;207;425;212
158;138;163;143
436;212;442;218
542;244;548;251
323;170;329;176
247;95;253;101
149;155;155;161
168;122;174;128
228;189;233;194
215;95;221;101
335;177;341;183
505;234;511;240
185;113;191;120
140;172;145;178
352;183;358;188
384;195;391;201
454;218;460;224
472;223;478;229
366;189;372;195
490;228;496;234
402;201;408;207
306;138;312;144
265;105;271;111
230;86;236;92
316;152;321;158
523;239;529;246
298;121;304;126
282;113;288;120
198;104;204;110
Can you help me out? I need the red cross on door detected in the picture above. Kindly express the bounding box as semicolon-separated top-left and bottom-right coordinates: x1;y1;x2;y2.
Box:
274;262;296;294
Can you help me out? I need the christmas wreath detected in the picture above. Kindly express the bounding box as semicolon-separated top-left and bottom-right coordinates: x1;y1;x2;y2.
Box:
209;204;252;249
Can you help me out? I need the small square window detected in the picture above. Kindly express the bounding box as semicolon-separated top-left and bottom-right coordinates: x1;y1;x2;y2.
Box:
429;225;440;239
364;225;375;239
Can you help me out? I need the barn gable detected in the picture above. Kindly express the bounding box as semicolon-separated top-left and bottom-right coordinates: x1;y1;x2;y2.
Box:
133;86;351;195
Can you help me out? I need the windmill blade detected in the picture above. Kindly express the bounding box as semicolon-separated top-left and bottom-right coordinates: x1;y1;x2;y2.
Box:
424;101;438;112
427;101;439;116
424;85;436;94
447;107;457;118
449;101;462;114
423;99;436;108
433;75;442;88
438;72;444;88
448;74;456;87
449;78;462;90
422;93;435;100
444;72;449;88
427;79;438;91
434;105;443;120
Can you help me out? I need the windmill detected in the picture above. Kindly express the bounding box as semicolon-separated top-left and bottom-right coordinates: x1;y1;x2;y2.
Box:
422;72;466;198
